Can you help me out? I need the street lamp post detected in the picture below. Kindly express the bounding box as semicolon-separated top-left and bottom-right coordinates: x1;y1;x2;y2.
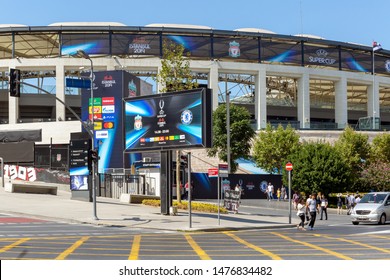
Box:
372;47;376;130
76;49;98;220
226;91;231;174
372;42;382;130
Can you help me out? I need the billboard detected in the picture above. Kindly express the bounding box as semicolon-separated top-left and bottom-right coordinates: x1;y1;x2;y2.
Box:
69;139;90;191
124;88;212;152
81;70;151;173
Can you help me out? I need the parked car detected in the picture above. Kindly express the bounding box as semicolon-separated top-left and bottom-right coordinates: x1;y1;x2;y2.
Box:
351;192;390;225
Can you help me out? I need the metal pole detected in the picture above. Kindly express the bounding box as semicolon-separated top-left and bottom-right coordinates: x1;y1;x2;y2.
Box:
188;152;192;228
226;91;231;173
217;175;220;226
372;49;376;130
88;57;98;221
0;157;4;189
288;170;292;224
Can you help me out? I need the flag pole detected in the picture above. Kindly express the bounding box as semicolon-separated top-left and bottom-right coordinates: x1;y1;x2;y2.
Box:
372;42;376;130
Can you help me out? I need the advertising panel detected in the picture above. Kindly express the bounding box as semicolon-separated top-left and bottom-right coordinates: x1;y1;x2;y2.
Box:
124;88;212;152
81;70;148;173
304;45;339;68
191;172;282;200
112;34;161;56
340;49;371;72
61;33;110;56
213;37;259;61
373;54;390;75
261;39;302;64
69;139;90;191
163;35;211;58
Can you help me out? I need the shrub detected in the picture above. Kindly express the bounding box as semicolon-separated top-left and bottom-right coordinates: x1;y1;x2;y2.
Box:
142;199;228;214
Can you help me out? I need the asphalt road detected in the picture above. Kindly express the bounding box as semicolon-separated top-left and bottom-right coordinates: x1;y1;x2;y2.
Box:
1;208;389;260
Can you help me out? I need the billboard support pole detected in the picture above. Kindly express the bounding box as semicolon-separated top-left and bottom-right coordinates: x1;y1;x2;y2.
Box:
218;175;220;226
226;91;231;173
288;170;292;224
0;157;4;189
188;152;192;228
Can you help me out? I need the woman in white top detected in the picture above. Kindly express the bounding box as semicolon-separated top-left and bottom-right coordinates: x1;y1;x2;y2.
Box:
296;198;306;230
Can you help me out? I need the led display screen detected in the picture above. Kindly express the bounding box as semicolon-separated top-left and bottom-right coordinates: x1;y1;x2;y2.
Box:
61;33;110;56
213;37;259;61
124;88;212;152
112;34;161;56
261;39;302;64
340;49;371;72
163;35;211;57
304;45;339;68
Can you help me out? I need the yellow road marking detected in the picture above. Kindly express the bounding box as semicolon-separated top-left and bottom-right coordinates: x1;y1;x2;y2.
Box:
129;235;141;260
55;236;89;260
316;234;390;254
224;232;282;260
271;232;352;260
371;235;390;241
0;238;30;254
185;234;211;260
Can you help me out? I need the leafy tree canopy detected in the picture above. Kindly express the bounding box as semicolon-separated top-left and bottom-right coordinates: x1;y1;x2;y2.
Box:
155;40;197;93
360;159;390;192
334;126;370;166
207;104;255;173
252;123;300;174
287;141;350;195
371;133;390;163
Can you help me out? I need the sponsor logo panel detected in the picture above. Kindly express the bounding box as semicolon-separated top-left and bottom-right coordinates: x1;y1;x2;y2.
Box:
102;105;115;114
96;130;109;139
102;113;115;121
102;97;115;105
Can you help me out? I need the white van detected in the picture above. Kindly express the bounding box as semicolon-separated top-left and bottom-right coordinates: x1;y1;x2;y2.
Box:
351;192;390;225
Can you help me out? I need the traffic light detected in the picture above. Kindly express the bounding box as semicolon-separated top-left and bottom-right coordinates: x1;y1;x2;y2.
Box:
88;149;99;164
180;154;188;168
9;69;21;97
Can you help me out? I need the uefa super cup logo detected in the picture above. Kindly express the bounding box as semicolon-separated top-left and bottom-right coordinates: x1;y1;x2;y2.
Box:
159;100;165;115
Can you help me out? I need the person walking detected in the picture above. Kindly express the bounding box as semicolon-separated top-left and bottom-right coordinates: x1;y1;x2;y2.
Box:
293;191;300;210
306;193;319;230
267;182;274;200
320;194;328;220
296;198;306;230
347;193;355;215
336;193;343;215
281;185;286;201
277;188;281;201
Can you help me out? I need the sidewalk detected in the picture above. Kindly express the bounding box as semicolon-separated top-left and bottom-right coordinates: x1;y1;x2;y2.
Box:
0;183;295;232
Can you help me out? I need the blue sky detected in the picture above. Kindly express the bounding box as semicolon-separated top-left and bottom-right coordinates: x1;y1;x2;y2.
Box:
1;0;389;49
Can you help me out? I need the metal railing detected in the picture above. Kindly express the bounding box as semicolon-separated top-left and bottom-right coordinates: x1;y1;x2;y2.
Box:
99;173;156;199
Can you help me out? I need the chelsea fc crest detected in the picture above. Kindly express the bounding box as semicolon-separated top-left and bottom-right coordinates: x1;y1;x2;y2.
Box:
181;110;193;125
385;60;390;73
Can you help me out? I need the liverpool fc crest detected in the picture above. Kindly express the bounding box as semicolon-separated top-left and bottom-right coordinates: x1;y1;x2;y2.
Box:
134;115;142;130
229;41;240;58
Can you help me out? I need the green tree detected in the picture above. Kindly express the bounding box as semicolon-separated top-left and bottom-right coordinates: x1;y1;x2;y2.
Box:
156;40;197;93
155;40;198;203
334;126;370;190
360;159;390;192
252;123;300;174
370;133;390;163
287;141;350;195
207;104;255;173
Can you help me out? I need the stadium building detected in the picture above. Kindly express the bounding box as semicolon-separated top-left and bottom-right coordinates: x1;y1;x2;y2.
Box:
1;22;390;172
